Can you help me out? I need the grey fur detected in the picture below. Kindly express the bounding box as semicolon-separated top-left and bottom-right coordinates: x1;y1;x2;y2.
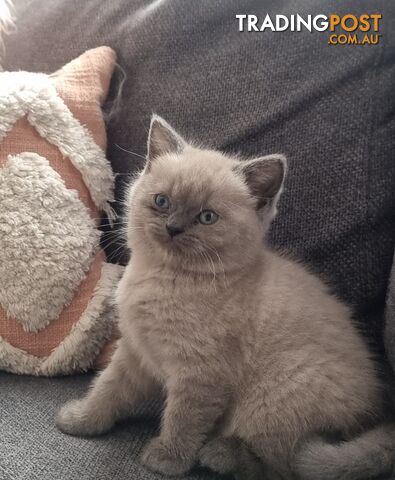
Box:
57;116;393;479
295;426;395;480
147;114;186;166
199;437;266;480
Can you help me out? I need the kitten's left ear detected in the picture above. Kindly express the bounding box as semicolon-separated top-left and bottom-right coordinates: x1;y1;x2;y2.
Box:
146;115;186;167
236;154;287;227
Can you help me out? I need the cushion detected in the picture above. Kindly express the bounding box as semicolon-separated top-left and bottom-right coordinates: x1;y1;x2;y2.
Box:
0;371;222;480
4;0;395;357
0;46;123;376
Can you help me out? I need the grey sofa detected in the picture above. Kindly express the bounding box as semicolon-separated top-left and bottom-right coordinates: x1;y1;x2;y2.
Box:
2;1;395;479
1;372;226;480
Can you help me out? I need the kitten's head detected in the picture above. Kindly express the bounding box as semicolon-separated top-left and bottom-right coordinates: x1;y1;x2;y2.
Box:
126;115;286;271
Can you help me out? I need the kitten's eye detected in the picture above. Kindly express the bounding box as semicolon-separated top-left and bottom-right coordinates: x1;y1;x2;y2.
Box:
154;194;170;209
198;210;218;225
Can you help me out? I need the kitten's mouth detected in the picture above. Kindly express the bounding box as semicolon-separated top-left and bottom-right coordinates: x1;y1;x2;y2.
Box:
149;226;196;255
151;230;182;249
163;236;184;249
163;236;199;259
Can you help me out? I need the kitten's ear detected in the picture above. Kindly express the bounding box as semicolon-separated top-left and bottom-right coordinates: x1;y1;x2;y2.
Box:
236;154;287;229
146;115;186;166
237;154;287;208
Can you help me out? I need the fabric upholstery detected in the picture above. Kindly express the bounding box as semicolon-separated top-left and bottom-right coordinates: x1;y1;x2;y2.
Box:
0;372;223;480
385;256;395;370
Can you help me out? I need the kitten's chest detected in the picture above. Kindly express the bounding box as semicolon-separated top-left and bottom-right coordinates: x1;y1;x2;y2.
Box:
118;270;209;377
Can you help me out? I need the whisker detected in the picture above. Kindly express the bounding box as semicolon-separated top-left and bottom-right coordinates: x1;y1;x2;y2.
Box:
205;244;228;287
115;144;147;161
107;243;129;262
99;222;127;227
100;235;126;251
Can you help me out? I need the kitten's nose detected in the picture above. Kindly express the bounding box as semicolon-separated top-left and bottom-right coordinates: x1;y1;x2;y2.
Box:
166;224;184;238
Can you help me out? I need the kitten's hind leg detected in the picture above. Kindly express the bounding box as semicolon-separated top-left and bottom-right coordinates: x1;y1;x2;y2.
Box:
56;340;160;436
199;437;266;480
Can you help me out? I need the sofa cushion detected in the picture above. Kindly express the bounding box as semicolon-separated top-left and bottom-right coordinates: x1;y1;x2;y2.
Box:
3;0;395;355
0;372;223;479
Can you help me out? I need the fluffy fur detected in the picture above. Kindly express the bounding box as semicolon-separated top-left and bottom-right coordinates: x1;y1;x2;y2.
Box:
57;116;393;479
0;262;123;376
0;71;115;218
0;153;99;332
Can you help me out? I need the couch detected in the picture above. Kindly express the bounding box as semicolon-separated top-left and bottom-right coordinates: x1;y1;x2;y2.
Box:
1;1;395;479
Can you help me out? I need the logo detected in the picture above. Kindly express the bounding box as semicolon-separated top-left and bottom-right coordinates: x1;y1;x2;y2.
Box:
235;14;382;45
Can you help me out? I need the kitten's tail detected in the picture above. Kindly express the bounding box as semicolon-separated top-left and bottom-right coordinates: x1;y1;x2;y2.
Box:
294;424;395;480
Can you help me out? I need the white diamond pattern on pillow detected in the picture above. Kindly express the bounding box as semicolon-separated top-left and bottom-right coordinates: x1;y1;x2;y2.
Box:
0;72;115;218
0;152;100;333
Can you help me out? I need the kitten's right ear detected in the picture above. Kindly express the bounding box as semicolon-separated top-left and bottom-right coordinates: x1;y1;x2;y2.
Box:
146;115;186;169
235;154;287;232
236;154;287;209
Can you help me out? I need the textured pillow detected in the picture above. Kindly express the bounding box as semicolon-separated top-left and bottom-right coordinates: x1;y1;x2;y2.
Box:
0;46;123;376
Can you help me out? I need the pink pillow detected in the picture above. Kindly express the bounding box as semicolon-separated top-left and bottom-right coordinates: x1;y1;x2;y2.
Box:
0;47;123;375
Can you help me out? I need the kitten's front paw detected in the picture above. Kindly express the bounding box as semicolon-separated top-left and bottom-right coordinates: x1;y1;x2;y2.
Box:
56;399;111;437
141;437;194;476
199;438;237;474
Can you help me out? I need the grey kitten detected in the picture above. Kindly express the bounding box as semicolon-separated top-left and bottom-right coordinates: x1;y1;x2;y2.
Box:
57;115;395;480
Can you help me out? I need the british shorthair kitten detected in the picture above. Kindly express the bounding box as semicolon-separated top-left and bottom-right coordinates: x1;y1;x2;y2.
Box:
57;116;394;480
